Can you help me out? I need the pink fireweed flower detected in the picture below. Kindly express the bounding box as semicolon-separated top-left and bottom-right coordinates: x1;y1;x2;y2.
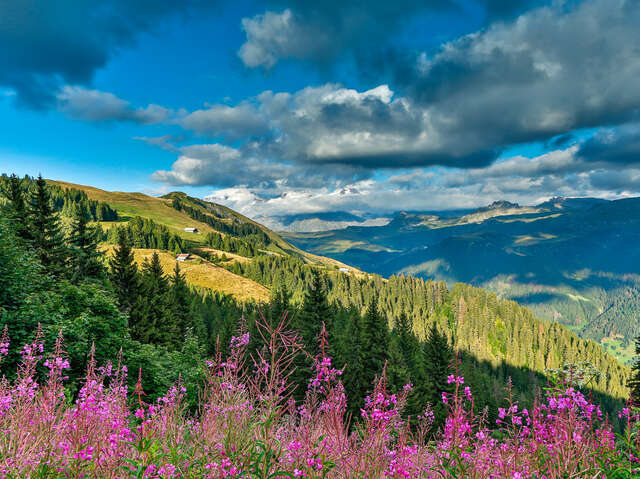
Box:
72;446;94;461
464;386;472;401
230;333;249;348
157;463;177;478
0;326;633;478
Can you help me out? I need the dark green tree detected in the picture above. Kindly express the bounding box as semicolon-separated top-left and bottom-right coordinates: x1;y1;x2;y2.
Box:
0;215;44;373
290;269;332;400
295;270;332;353
339;306;365;418
27;174;68;275
268;279;292;327
68;204;104;280
130;252;168;344
358;295;390;394
2;174;30;240
165;261;192;349
108;227;139;312
387;336;411;395
423;322;454;429
388;312;420;395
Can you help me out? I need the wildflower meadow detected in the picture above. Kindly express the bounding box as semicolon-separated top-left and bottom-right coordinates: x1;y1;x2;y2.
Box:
0;318;638;479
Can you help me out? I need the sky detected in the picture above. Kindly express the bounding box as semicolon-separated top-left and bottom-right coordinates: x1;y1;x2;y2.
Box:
1;0;639;222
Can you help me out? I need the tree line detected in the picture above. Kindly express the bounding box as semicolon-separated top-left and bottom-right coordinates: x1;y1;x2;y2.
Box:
0;173;118;221
204;231;264;257
105;216;186;254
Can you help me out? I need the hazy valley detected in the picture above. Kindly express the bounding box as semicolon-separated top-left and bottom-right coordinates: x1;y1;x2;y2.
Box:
281;198;640;364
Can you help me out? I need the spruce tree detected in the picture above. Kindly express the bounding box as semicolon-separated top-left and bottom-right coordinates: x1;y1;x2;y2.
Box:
165;261;192;349
130;252;168;344
358;295;390;393
108;227;139;312
340;306;366;418
68;204;104;280
387;335;411;394
2;174;30;241
268;280;291;327
296;270;332;353
423;322;454;429
388;312;421;397
290;269;332;400
27;174;68;275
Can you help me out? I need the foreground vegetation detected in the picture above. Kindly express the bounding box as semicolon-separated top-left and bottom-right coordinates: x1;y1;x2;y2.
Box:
0;321;639;478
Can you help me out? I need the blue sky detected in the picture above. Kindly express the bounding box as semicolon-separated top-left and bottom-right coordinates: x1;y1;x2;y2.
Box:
1;0;639;222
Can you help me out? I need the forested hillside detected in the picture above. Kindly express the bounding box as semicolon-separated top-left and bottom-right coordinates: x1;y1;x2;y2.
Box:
227;254;628;410
0;173;630;431
283;198;640;364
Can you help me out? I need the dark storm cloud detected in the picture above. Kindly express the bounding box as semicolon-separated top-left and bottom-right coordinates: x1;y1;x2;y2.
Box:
224;0;640;172
0;0;216;108
239;0;453;68
239;0;547;69
309;149;498;170
577;124;640;165
387;0;640;155
587;169;640;192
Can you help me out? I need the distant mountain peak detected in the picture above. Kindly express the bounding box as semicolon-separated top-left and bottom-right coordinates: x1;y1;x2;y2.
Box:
476;200;520;212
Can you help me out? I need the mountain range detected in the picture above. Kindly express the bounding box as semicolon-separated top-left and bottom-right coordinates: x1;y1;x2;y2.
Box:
281;196;640;363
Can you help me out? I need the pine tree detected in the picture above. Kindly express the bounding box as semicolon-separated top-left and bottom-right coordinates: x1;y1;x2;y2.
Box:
395;311;419;371
342;295;392;417
296;270;332;352
130;252;168;344
2;174;30;241
27;174;68;275
290;269;332;400
358;295;390;392
340;307;366;418
387;335;411;394
423;322;455;429
268;279;292;327
388;312;421;398
108;227;139;312
165;261;192;349
68;203;104;280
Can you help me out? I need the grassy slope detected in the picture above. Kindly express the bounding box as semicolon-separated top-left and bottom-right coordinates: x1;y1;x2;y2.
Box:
131;249;270;302
49;180;220;243
101;246;270;302
50;179;361;297
165;192;361;272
